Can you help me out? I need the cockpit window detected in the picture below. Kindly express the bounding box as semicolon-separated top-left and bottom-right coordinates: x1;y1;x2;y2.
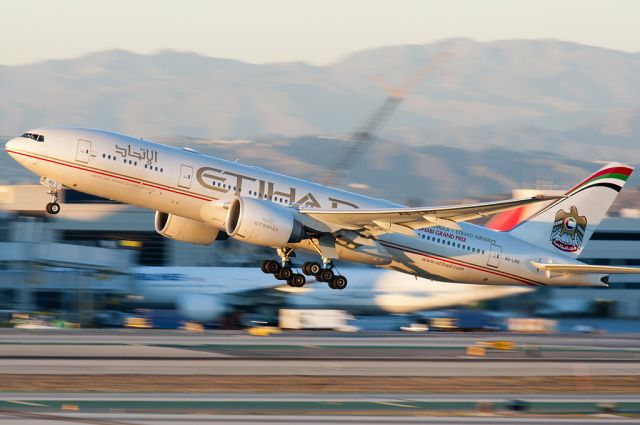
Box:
21;133;45;142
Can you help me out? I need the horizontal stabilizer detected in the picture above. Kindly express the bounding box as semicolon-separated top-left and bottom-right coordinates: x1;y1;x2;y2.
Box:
531;261;640;275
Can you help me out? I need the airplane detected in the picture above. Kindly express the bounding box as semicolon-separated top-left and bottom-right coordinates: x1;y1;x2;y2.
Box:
130;266;533;322
5;127;640;290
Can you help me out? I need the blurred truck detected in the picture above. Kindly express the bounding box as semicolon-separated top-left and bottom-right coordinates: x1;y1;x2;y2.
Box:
124;309;184;329
428;310;505;332
279;309;358;332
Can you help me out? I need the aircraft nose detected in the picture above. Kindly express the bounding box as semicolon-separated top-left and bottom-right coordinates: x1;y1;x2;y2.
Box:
5;138;17;152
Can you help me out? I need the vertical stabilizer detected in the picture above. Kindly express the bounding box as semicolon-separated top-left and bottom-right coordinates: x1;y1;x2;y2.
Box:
508;162;634;258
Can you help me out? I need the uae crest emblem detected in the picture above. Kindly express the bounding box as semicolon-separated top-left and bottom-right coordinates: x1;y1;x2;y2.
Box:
550;206;588;252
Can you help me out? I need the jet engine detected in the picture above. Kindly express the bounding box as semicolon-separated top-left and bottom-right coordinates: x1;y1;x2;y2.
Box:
155;211;227;245
225;197;305;247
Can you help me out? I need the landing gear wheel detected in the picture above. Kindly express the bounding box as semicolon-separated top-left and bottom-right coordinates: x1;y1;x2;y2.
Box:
288;274;306;287
263;260;281;274
260;260;270;274
303;262;322;276
331;275;348;290
318;268;335;283
278;267;293;281
45;202;60;215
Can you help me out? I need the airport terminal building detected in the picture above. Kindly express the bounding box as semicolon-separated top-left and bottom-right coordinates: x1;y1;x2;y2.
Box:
1;184;639;319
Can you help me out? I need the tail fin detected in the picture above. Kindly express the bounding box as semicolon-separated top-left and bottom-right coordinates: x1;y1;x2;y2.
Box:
507;162;634;258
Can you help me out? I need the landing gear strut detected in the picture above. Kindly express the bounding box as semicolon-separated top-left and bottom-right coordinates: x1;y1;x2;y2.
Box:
41;177;62;215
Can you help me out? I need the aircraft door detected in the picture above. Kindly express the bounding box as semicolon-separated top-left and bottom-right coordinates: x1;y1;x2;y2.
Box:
75;139;91;163
487;244;502;268
178;164;193;189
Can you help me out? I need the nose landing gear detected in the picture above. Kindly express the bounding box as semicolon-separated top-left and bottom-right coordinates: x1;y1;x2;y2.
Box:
40;177;62;215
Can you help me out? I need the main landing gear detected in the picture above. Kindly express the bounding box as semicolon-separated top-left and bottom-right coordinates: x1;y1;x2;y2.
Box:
260;258;348;290
261;259;306;288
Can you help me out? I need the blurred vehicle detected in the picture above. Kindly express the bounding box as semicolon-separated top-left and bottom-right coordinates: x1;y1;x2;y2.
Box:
247;326;281;336
428;310;505;332
279;309;357;331
400;322;429;332
124;309;184;329
507;317;557;333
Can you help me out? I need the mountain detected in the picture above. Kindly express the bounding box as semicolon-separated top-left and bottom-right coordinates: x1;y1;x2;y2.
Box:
1;40;639;149
1;39;639;203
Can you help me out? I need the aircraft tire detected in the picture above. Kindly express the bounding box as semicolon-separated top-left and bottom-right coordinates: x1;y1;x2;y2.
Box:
264;260;281;274
290;274;306;287
308;262;322;275
280;267;293;281
46;202;60;215
319;268;334;283
260;260;270;273
332;275;348;290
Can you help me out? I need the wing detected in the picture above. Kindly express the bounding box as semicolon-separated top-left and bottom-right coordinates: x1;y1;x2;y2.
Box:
531;262;640;275
300;195;562;236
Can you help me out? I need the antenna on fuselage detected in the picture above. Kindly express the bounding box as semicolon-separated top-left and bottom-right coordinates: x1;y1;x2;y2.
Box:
318;49;453;187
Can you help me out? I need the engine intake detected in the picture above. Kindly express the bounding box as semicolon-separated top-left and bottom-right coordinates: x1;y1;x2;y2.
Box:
225;197;305;247
155;212;227;245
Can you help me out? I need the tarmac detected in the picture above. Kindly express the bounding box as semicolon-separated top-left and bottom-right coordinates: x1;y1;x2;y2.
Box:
1;358;638;376
0;393;638;425
0;329;637;423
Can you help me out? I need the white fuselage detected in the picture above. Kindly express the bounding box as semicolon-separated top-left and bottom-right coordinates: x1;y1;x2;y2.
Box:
5;127;602;287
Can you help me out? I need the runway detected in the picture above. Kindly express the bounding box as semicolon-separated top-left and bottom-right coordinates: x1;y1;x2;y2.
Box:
1;358;638;376
2;329;640;350
1;413;639;425
0;393;638;424
0;330;637;422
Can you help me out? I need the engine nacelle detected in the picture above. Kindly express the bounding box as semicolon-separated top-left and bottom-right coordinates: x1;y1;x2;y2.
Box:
225;197;305;247
155;211;226;245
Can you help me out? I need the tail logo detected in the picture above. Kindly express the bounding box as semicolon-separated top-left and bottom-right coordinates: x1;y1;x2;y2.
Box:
550;206;587;252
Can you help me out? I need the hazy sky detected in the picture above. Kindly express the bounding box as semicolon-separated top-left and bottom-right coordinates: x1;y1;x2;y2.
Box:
2;0;639;66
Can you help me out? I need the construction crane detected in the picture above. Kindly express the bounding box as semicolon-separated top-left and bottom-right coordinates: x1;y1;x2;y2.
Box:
318;49;452;187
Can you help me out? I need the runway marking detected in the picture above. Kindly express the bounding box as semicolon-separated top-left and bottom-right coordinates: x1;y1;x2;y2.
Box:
376;401;418;408
5;400;47;407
